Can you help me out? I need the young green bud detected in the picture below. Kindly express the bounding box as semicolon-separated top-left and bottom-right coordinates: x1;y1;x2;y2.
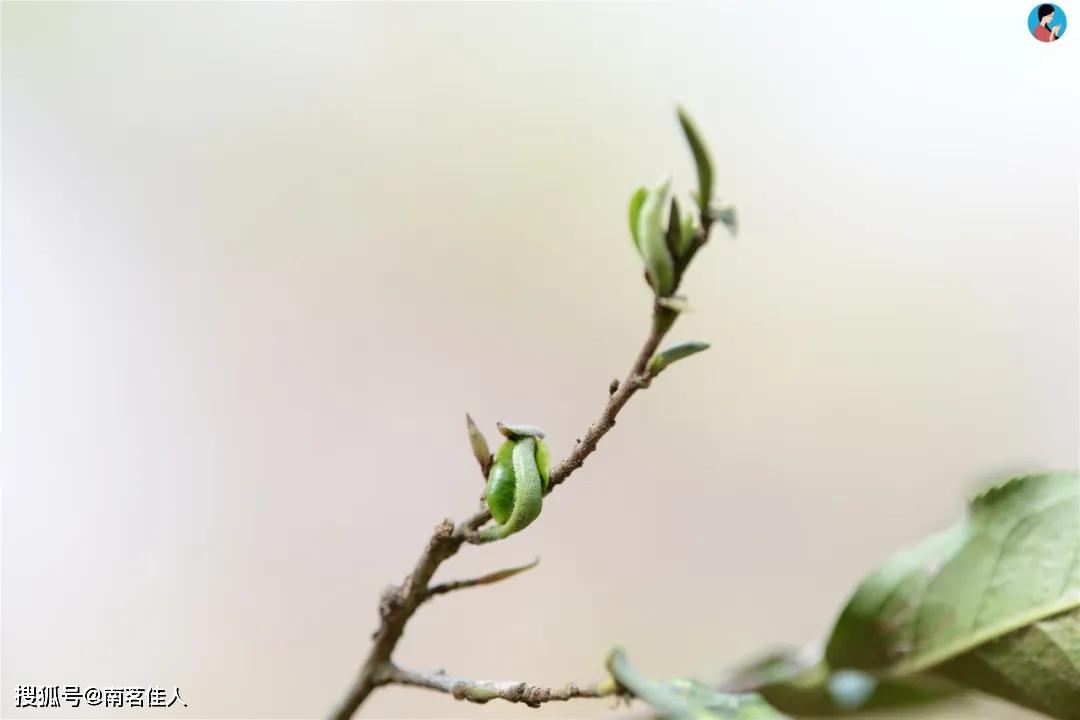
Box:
479;427;551;543
637;177;675;297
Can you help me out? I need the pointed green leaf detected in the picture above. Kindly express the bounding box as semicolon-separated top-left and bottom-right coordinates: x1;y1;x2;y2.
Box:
465;413;491;474
607;648;787;720
630;186;648;256
677;107;714;211
637;177;675;296
468;556;540;587
648;340;710;375
667;196;684;260
824;472;1080;719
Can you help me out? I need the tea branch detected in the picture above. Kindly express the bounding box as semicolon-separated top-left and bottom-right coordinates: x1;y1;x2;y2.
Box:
328;107;729;720
327;299;692;720
383;665;619;707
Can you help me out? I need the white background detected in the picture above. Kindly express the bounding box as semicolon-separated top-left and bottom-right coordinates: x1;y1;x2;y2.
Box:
3;1;1077;717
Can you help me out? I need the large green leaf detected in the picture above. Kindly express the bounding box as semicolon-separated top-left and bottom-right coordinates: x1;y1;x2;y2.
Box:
722;648;959;717
936;606;1080;719
607;648;788;719
825;472;1080;718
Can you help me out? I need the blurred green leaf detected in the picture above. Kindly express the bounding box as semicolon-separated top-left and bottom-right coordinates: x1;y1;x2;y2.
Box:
677;107;714;212
825;472;1080;719
723;648;960;717
712;204;738;236
607;648;787;720
935;607;1080;720
648;340;709;375
630;186;648;255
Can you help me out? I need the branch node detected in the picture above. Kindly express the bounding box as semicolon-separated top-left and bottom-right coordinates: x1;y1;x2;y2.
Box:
433;518;455;540
378;585;401;619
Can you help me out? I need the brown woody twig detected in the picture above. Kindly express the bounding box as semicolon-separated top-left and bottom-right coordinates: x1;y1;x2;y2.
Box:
328;216;717;720
383;665;619;707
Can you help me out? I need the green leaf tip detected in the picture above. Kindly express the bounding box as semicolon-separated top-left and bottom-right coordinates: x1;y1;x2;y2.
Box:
648;340;710;375
465;413;491;474
677;106;714;212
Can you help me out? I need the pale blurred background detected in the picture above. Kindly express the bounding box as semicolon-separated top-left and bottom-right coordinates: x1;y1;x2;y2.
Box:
2;1;1077;718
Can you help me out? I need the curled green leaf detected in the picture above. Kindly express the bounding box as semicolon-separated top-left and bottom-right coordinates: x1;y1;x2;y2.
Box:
465;413;491;475
648;340;710;375
479;436;548;543
638;177;675;296
677;107;714;212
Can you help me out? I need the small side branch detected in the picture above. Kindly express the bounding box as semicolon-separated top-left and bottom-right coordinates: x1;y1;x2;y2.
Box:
424;558;540;602
384;665;618;707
